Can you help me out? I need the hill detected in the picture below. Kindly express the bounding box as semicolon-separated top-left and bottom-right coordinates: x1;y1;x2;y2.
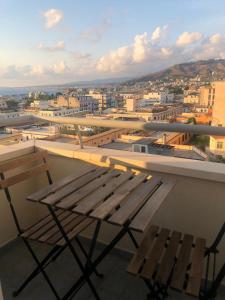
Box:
126;59;225;85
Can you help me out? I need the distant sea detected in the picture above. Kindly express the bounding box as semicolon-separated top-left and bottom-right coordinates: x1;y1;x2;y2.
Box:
0;86;64;96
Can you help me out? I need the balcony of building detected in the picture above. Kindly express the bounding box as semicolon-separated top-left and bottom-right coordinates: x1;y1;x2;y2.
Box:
0;137;224;300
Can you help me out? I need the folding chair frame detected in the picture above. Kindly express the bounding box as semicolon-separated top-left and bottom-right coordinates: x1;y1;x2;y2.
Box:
0;152;102;300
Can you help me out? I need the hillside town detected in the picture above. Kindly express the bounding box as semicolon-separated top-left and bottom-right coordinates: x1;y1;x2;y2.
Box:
1;70;225;163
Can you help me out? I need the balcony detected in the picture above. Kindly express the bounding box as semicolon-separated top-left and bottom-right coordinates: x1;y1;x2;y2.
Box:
0;140;225;299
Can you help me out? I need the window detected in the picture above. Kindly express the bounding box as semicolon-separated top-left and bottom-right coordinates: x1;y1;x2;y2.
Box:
140;146;146;153
217;142;223;149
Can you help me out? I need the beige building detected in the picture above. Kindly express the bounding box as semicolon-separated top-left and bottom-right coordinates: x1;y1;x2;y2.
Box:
199;85;215;107
209;81;225;157
88;90;114;111
126;98;136;112
184;94;200;104
50;95;98;112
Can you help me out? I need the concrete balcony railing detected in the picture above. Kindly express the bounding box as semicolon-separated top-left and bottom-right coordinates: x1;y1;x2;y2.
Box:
0;139;225;282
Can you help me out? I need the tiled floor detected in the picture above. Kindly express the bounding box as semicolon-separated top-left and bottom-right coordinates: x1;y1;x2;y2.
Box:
0;238;224;300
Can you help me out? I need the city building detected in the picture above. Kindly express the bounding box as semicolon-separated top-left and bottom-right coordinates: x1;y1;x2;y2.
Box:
88;90;115;110
126;98;136;112
199;85;215;107
209;81;225;157
0;111;21;119
109;105;183;122
50;95;98;112
184;93;200;104
7;125;60;141
30;100;50;110
37;108;80;117
143;91;174;103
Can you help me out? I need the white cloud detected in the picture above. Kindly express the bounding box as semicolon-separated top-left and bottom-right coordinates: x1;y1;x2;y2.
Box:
176;31;203;47
37;41;65;52
151;25;168;43
133;32;149;63
193;33;225;60
209;33;223;44
52;61;66;74
79;16;111;43
2;28;225;86
30;65;44;76
96;27;172;73
71;52;91;60
43;9;63;29
97;45;132;73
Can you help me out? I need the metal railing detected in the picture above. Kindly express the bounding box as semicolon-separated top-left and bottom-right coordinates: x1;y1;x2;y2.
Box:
2;114;225;149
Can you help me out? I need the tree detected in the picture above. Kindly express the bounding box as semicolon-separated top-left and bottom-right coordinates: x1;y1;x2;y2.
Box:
6;100;18;110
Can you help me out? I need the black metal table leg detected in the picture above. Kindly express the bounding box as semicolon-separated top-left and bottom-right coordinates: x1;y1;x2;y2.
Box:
49;207;101;300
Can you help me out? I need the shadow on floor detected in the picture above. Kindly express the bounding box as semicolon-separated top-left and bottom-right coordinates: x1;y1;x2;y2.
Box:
0;238;224;300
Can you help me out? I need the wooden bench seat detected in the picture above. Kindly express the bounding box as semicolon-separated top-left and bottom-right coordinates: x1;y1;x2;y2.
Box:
127;225;206;298
21;209;94;247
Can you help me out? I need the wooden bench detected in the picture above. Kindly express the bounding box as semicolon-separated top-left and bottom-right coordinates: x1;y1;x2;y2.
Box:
127;223;225;299
127;225;206;298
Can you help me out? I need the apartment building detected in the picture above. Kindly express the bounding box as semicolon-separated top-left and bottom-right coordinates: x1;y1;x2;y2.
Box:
50;95;98;112
143;91;174;103
109;105;183;122
30;100;49;110
88;90;115;111
184;93;200;104
37;108;80;117
0;111;21;119
209;81;225;157
199;85;215;107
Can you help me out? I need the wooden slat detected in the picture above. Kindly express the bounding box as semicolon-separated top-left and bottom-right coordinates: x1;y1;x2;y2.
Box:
0;150;47;172
130;181;175;232
56;218;94;246
186;238;206;297
141;228;170;279
38;213;79;243
27;164;97;202
74;171;132;215
90;173;147;220
127;225;159;275
46;215;85;245
156;231;182;285
42;167;107;206
109;177;161;226
57;169;120;209
0;163;49;189
28;211;71;240
21;209;63;238
170;234;194;291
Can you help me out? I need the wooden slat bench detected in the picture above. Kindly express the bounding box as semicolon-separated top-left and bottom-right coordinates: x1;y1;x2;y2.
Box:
127;225;206;298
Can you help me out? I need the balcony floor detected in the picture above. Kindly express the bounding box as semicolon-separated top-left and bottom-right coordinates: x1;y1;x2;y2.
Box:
0;238;224;300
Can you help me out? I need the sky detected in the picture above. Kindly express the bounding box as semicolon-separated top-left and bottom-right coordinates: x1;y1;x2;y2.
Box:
1;0;225;87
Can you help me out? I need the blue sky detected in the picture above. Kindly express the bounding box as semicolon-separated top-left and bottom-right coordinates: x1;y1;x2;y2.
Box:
1;0;225;86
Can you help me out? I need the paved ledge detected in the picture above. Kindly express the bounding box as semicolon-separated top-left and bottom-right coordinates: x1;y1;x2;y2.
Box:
35;140;225;183
1;140;225;183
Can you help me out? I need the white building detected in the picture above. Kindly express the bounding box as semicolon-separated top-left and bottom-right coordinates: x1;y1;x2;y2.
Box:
9;125;60;141
143;91;174;104
37;108;80;118
30;100;50;110
0;112;21;119
88;90;115;110
126;98;137;112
